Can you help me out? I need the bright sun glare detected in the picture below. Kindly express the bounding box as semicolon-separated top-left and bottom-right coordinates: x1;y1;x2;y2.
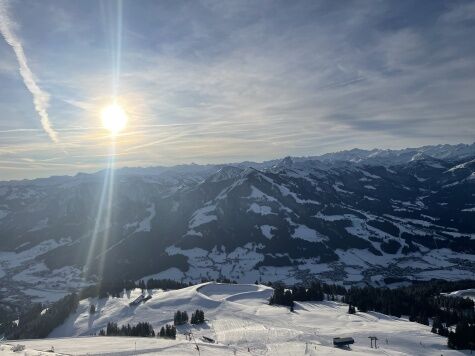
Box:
101;103;127;135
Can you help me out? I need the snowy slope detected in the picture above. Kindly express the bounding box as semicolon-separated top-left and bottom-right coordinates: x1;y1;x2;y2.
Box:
1;282;469;355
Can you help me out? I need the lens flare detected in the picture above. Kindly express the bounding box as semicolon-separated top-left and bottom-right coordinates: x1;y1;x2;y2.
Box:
101;103;127;135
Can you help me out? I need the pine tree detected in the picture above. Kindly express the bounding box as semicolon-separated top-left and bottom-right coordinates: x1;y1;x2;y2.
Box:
161;324;176;339
174;310;189;325
191;309;205;324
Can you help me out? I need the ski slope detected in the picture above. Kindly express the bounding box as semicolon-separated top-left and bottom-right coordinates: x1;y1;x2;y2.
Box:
1;283;471;355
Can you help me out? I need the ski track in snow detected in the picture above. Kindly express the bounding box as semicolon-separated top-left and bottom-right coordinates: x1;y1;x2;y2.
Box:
3;282;469;356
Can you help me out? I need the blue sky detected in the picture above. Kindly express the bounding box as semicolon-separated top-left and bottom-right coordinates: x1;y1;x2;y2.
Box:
0;0;474;180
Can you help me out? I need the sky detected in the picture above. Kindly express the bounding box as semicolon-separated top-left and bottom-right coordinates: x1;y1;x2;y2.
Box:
0;0;474;180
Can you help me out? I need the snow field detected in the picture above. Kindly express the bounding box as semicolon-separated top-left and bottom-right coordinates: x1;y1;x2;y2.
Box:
2;282;471;355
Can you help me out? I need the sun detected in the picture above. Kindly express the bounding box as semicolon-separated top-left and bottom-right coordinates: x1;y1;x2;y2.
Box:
101;103;128;135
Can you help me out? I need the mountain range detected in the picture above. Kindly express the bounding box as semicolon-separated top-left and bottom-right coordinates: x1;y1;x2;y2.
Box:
1;142;474;305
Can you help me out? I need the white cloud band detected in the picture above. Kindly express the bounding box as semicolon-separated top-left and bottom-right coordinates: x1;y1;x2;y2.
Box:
0;0;58;143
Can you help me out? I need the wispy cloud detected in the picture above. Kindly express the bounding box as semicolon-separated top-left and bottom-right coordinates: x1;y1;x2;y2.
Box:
0;0;58;142
0;0;474;180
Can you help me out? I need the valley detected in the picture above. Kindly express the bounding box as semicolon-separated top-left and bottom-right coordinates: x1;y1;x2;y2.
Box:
0;143;474;304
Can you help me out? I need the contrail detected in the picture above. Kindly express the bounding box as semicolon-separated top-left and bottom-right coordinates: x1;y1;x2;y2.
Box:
0;0;58;142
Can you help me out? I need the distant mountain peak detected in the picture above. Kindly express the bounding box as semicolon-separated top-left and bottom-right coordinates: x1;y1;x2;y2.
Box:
206;166;243;182
1;141;474;304
275;156;294;169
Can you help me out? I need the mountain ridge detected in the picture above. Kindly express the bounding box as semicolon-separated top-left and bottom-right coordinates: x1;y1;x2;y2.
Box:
2;142;474;184
0;142;474;305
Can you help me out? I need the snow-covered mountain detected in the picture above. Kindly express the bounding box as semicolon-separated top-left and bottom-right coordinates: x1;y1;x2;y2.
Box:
0;282;467;355
317;143;475;165
1;142;474;304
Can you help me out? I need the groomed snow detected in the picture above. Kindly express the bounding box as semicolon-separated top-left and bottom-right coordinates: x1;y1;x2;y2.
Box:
1;282;468;355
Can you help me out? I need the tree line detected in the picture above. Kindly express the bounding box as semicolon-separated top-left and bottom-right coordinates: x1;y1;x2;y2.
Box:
3;278;190;340
159;324;177;339
269;281;346;308
190;309;205;324
174;309;205;325
5;294;79;339
80;278;190;299
96;308;206;341
99;321;155;337
268;279;475;350
174;310;189;325
344;283;475;350
160;309;205;340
